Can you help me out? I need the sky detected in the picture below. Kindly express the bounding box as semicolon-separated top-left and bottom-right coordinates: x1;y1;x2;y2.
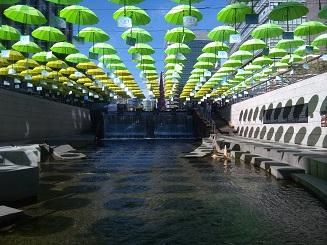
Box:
76;0;227;94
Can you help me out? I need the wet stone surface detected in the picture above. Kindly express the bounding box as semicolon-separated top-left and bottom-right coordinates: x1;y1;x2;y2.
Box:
0;140;326;245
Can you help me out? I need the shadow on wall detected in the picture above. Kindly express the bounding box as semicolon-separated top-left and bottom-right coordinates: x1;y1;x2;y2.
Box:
248;109;253;122
253;107;259;121
294;127;307;145
284;126;294;143
260;126;267;139
243;109;248;122
244;126;249;137
274;126;284;142
248;127;254;138
283;99;292;119
323;135;327;148
320;96;327;115
239;110;243;122
274;103;283;121
254;127;260;138
308;95;319;118
240;126;244;136
267;127;274;140
307;127;322;146
259;105;266;121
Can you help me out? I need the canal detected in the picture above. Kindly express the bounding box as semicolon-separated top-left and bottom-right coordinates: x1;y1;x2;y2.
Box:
0;140;326;244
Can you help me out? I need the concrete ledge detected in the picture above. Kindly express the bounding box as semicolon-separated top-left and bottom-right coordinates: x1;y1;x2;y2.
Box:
292;173;327;204
270;166;305;180
251;157;272;167
231;151;249;160
240;154;259;164
260;161;289;171
0;165;38;202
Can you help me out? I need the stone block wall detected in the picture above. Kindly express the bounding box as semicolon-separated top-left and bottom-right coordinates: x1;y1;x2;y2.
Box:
0;89;92;143
230;73;327;148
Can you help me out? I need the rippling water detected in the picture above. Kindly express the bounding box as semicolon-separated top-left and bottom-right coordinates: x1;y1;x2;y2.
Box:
0;140;326;245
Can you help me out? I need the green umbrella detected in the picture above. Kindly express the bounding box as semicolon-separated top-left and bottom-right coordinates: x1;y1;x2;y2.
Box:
244;64;262;71
4;5;47;25
165;27;195;43
222;59;242;68
122;28;152;43
268;2;309;31
165;5;202;25
0;0;20;4
294;21;327;44
202;41;229;53
32;51;58;63
0;25;20;41
251;23;284;39
318;5;327;19
137;63;156;70
165;54;186;63
268;48;287;58
271;62;289;69
239;39;267;52
0;43;5;51
194;61;214;69
113;6;150;26
197;53;218;63
109;0;145;4
294;45;320;56
128;43;155;55
32;26;66;42
12;41;42;53
312;33;327;47
51;42;79;54
134;55;155;64
78;27;109;43
107;63;127;70
99;54;122;64
281;54;303;64
171;0;204;3
252;56;273;66
90;43;116;55
208;25;238;42
165;43;191;55
217;3;251;27
60;5;99;26
46;0;83;5
230;50;253;61
276;38;305;50
65;53;89;63
218;67;235;73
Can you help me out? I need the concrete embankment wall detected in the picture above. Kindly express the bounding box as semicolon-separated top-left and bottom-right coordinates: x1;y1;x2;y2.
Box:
0;89;92;143
230;73;327;148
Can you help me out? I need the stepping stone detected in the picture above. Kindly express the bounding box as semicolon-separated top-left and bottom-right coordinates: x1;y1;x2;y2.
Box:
251;157;273;167
270;166;305;180
260;161;289;171
0;206;24;227
240;154;259;164
231;151;249;160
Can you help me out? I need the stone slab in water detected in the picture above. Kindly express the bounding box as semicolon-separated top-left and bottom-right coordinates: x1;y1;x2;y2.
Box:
0;206;24;227
270;166;305;180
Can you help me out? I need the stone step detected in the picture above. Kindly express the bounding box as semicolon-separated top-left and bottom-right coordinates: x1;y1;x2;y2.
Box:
270;166;305;180
231;151;249;160
292;173;327;204
250;157;273;167
240;154;260;164
260;161;289;171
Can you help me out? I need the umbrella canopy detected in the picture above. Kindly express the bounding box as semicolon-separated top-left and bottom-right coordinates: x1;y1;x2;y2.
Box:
4;5;47;25
197;53;218;63
208;25;238;42
194;62;214;69
222;59;242;68
32;51;58;63
128;43;155;55
65;53;89;63
294;45;320;56
217;3;251;25
32;26;66;42
122;28;152;43
137;63;156;70
230;50;253;61
47;60;68;69
294;21;327;40
202;41;229;53
281;54;303;63
268;48;287;58
251;23;284;39
165;27;195;43
12;41;42;53
240;39;267;52
0;25;21;41
46;0;83;5
252;56;273;66
113;6;151;26
0;58;9;67
271;62;289;69
78;27;109;43
276;38;305;50
0;0;20;4
90;43;116;55
99;54;122;64
312;33;327;47
269;2;308;30
165;43;191;54
171;0;204;3
165;5;202;25
16;58;39;68
165;54;186;63
76;62;97;70
244;64;262;71
60;5;99;25
107;63;127;70
6;50;24;61
134;55;155;64
51;42;79;54
318;5;327;19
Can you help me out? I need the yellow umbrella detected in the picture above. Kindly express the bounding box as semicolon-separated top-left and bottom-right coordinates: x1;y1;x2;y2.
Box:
76;61;97;70
47;60;68;69
20;69;38;76
58;76;69;83
46;71;60;79
59;67;76;75
8;64;25;72
77;77;92;84
0;58;9;67
16;59;39;68
87;68;104;75
94;75;109;80
7;50;24;61
0;67;9;75
33;65;52;73
69;72;86;80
